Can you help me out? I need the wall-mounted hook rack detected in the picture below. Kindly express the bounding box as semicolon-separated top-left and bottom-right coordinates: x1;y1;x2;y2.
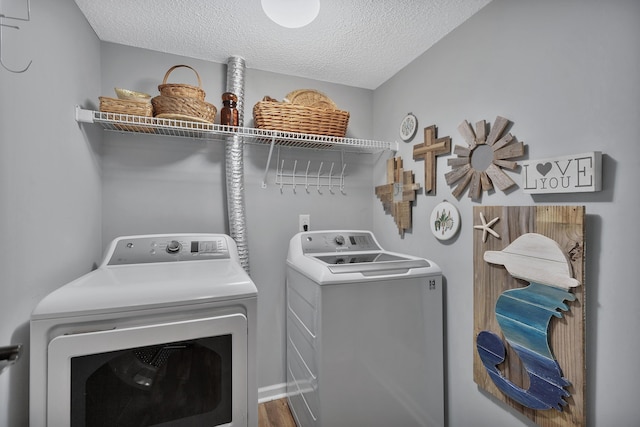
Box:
274;148;347;194
0;0;32;73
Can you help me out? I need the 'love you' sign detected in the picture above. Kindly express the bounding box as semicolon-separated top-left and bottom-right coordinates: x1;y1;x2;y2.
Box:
521;152;602;194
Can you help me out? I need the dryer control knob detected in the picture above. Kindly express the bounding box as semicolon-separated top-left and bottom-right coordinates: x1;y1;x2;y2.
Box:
166;240;182;254
334;235;345;246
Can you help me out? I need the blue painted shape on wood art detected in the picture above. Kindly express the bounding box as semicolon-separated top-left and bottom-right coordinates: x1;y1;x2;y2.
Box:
476;282;574;411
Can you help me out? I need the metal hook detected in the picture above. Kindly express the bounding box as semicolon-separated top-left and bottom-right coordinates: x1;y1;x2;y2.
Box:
328;163;335;194
0;0;33;73
304;161;311;193
317;162;323;194
291;160;298;193
278;159;285;193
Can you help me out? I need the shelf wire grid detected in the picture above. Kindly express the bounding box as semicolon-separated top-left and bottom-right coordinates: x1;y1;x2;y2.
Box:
80;109;397;153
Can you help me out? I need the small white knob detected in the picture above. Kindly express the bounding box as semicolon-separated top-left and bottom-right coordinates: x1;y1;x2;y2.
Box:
166;240;181;254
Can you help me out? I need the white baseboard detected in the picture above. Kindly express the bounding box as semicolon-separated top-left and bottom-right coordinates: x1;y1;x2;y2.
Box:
258;383;288;403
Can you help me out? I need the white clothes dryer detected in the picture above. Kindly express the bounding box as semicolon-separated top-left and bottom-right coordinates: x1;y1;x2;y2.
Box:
30;233;257;427
286;230;444;427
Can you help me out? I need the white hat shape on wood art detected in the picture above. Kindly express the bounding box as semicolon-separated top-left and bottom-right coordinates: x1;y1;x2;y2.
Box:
483;233;580;290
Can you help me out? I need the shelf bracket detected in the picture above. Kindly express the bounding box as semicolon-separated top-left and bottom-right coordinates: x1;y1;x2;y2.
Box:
261;133;277;188
75;105;95;124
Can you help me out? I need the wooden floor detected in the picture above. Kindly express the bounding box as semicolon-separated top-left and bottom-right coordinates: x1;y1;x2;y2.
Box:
258;398;297;427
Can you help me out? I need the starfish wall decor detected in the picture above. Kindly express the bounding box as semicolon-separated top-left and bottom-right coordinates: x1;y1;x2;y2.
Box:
445;116;525;200
375;157;421;237
474;211;500;243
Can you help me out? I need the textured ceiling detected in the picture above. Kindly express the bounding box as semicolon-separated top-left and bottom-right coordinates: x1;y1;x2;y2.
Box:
74;0;491;90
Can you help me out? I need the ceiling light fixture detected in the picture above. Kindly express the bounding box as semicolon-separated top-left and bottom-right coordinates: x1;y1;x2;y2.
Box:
261;0;320;29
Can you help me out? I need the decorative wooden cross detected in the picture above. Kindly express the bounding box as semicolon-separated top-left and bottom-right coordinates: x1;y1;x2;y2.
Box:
413;125;451;194
375;157;421;237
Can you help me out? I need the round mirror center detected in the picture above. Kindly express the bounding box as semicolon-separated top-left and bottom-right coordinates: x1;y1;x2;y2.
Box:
470;144;494;171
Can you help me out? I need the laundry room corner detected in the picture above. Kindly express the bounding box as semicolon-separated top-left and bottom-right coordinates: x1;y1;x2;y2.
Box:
371;1;640;426
0;0;103;426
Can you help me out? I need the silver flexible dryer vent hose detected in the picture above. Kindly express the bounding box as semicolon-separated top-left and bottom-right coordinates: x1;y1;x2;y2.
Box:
225;56;250;274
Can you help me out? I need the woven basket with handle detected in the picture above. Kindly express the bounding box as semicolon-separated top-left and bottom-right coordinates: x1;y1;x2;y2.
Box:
157;65;206;100
152;64;216;123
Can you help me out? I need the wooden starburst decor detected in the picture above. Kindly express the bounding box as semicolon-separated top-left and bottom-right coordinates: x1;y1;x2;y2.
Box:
445;116;525;200
375;157;421;237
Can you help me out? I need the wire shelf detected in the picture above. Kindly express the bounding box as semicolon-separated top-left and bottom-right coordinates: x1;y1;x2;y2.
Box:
75;107;398;153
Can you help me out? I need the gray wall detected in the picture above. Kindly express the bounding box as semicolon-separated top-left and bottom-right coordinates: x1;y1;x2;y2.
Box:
372;1;640;426
0;0;102;426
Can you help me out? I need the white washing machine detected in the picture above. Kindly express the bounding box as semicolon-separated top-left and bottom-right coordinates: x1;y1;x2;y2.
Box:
286;230;444;427
30;233;257;427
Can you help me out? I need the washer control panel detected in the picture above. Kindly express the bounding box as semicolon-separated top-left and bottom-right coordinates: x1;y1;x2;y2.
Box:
105;234;231;265
301;231;380;254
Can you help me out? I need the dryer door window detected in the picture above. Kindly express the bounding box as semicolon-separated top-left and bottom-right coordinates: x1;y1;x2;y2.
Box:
47;314;248;427
71;335;231;426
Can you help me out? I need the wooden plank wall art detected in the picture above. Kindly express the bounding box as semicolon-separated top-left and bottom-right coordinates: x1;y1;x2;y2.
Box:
375;157;421;237
446;116;525;201
473;206;585;427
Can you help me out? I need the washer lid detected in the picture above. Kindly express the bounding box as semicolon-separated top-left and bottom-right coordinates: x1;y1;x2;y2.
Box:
31;259;257;320
287;230;441;284
312;252;431;274
313;254;431;275
313;252;413;264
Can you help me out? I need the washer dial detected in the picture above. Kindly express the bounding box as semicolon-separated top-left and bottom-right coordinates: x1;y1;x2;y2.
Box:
166;240;182;254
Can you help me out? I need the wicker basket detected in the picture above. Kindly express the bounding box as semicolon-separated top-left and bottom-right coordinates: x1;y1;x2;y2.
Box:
99;96;153;117
253;100;349;137
284;89;338;110
158;65;206;101
99;96;154;132
152;95;216;123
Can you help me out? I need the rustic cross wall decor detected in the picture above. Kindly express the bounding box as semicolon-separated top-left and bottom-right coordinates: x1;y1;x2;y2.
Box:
375;157;421;237
412;125;451;194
